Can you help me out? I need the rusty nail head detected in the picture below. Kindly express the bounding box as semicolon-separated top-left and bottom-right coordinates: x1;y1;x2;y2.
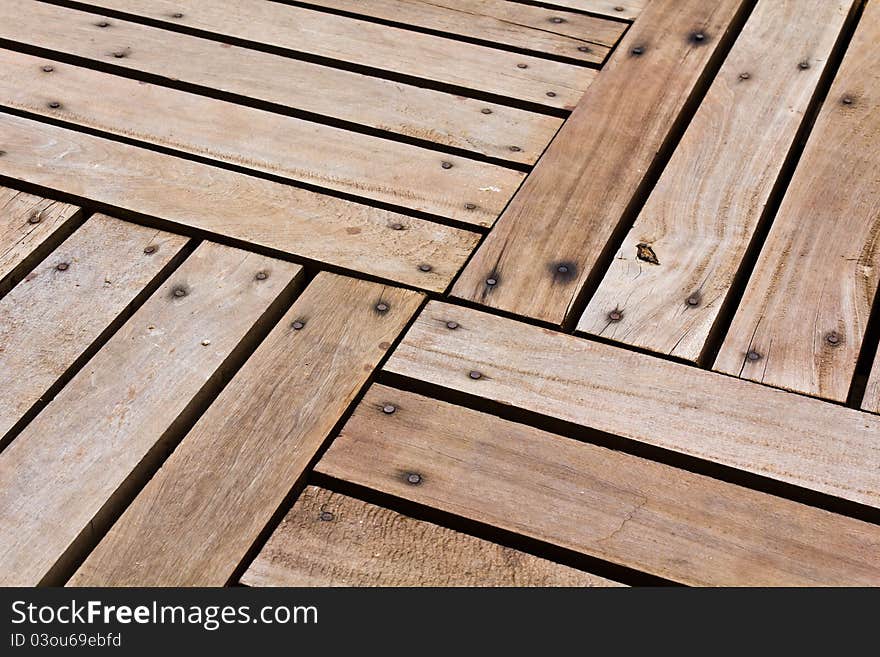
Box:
255;271;268;280
48;101;61;109
418;264;432;272
446;321;459;330
292;320;305;330
464;203;477;210
608;310;623;322
319;511;334;521
486;277;497;286
517;63;528;69
390;222;404;230
746;350;761;361
441;161;453;169
382;404;396;415
56;262;69;271
686;296;699;306
826;332;840;345
28;213;42;224
407;473;422;485
469;370;482;380
173;286;187;297
376;302;389;312
143;245;156;254
481;108;493;114
799;60;810;69
42;65;54;73
739;72;751;80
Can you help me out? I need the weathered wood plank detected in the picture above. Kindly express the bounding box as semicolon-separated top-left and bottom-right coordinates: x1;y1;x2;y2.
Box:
384;302;880;509
333;385;880;586
0;50;523;227
0;242;303;585
714;1;880;402
71;274;423;586
864;356;880;414
452;0;749;325
318;385;880;586
294;0;625;63
242;486;621;587
0;213;187;445
578;0;854;361
69;0;595;109
0;0;560;163
0;113;479;291
0;186;81;293
539;0;646;21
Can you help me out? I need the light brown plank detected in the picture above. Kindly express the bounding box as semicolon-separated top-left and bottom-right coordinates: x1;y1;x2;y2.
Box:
0;0;560;163
317;385;880;586
0;242;303;585
864;356;880;414
384;301;880;510
70;0;595;109
578;0;854;361
0;213;187;444
0;186;80;292
71;274;423;586
714;1;880;402
242;486;621;587
0;113;479;292
540;0;646;21
452;0;749;325
0;50;523;227
296;0;625;63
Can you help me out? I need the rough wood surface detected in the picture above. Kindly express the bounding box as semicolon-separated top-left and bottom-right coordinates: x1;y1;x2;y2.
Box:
452;0;748;324
0;50;523;227
864;356;880;414
0;0;561;163
317;385;880;586
295;0;626;63
0;113;479;291
0;186;81;292
384;302;880;509
0;242;302;585
71;274;423;586
539;0;646;21
0;214;187;444
72;0;596;109
714;1;880;402
242;486;621;587
578;0;853;361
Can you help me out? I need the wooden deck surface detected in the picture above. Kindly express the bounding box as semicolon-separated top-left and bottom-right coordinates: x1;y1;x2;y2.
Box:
0;0;877;587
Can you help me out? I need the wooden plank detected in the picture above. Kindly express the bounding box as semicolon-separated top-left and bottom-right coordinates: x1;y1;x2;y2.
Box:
0;113;479;292
70;273;423;586
294;0;626;63
864;356;880;414
714;2;880;402
384;301;880;509
539;0;646;21
0;50;523;227
317;385;880;586
76;0;595;109
0;186;81;293
0;0;560;163
0;213;187;444
0;242;303;585
241;486;621;587
452;0;749;325
577;0;854;361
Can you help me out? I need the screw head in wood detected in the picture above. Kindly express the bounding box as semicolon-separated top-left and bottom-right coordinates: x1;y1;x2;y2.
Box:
746;350;762;361
96;21;110;27
608;310;623;322
406;473;422;485
291;320;305;330
546;91;557;97
578;46;591;53
739;72;751;80
464;203;477;210
686;295;699;306
41;65;54;73
418;264;432;272
485;277;497;286
55;262;69;271
798;60;810;70
143;245;157;254
517;63;529;69
201;339;211;346
842;95;854;105
172;12;184;18
319;511;334;521
390;222;404;230
375;302;389;313
692;32;705;42
255;271;268;280
113;51;126;58
48;101;61;109
615;5;625;11
446;321;459;330
509;145;522;152
550;17;566;24
469;370;482;380
441;161;453;169
631;46;644;56
173;286;187;298
557;264;569;274
382;404;396;415
825;332;841;346
28;212;42;224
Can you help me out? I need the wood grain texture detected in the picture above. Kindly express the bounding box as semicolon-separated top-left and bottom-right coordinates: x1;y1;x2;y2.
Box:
242;486;621;587
318;385;880;586
71;274;423;586
452;0;748;325
0;113;479;291
864;356;880;414
538;0;645;21
72;0;595;109
0;0;560;163
295;0;626;63
384;301;880;509
0;242;303;585
0;214;187;444
714;1;880;402
0;50;523;227
578;0;853;361
0;186;81;291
